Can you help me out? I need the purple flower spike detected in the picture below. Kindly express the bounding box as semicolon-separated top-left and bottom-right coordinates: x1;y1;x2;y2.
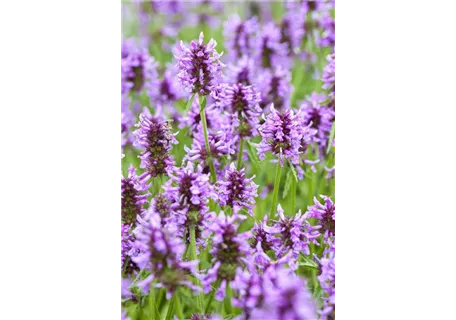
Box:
149;63;184;109
121;165;149;226
121;95;135;152
316;238;335;319
257;66;292;112
219;83;262;139
180;95;226;134
176;32;225;96
121;224;139;277
184;128;235;176
201;212;251;300
307;195;335;238
226;55;256;86
271;204;321;268
258;105;303;167
216;163;258;215
163;162;215;247
249;267;317;320
322;52;335;109
224;14;258;61
279;9;305;55
254;22;290;70
299;92;335;152
133;108;177;181
121;39;158;95
132;211;200;299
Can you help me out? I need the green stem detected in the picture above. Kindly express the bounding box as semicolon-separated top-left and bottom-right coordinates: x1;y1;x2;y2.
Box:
190;225;204;313
237;139;244;170
175;292;184;320
290;169;297;214
199;95;217;182
204;279;221;314
224;282;233;315
270;162;283;218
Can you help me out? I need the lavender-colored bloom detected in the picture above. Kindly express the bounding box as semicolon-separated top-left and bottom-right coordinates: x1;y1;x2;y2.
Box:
231;263;265;317
148;63;184;109
226;55;256;86
121;310;130;320
249;216;277;253
216;163;258;215
307;195;335;238
149;193;170;223
299;92;335;151
184;129;235;177
132;211;200;299
176;32;225;96
257;67;292;112
325;165;335;179
120;223;134;271
133;108;177;181
121;165;149;226
316;238;335;319
201;212;251;301
121;39;158;95
218;83;262;139
322;53;335;109
121;95;135;151
271;204;320;269
163;162;215;246
224;14;258;61
317;11;335;48
279;9;305;55
258;105;303;167
248;267;318;320
179;95;225;134
254;22;290;70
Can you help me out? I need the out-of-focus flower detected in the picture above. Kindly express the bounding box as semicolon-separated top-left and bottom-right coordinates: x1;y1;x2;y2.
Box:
121;165;149;226
322;52;335;109
316;238;335;319
257;66;292;112
254;22;290;70
121;224;139;277
224;14;258;61
226;55;256;86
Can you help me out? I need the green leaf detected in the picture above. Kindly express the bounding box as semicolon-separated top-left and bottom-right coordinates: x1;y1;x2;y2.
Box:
282;170;292;199
288;162;299;182
185;93;195;114
245;140;260;170
326;121;335;154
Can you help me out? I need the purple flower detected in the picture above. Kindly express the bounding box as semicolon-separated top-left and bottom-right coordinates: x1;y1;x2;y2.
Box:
121;39;158;95
201;212;251;301
216;163;258;215
231;263;265;316
163;162;215;247
149;193;170;224
148;63;184;109
258;105;303;167
316;238;335;319
316;11;335;48
179;95;226;134
248;267;317;320
120;223;134;271
279;9;305;55
271;204;320;269
299;92;335;152
226;55;256;86
121;165;149;226
121;95;135;152
249;216;277;253
254;22;290;70
184;129;235;177
176;32;225;96
307;195;335;238
132;211;200;299
257;66;292;112
121;310;130;320
224;14;258;61
218;83;262;139
133;108;177;181
322;52;335;109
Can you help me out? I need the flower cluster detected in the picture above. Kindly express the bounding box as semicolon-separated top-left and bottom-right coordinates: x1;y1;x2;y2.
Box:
176;32;224;96
121;165;149;226
322;52;336;109
308;195;336;239
133;108;177;181
257;66;292;112
201;212;251;301
224;14;258;61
